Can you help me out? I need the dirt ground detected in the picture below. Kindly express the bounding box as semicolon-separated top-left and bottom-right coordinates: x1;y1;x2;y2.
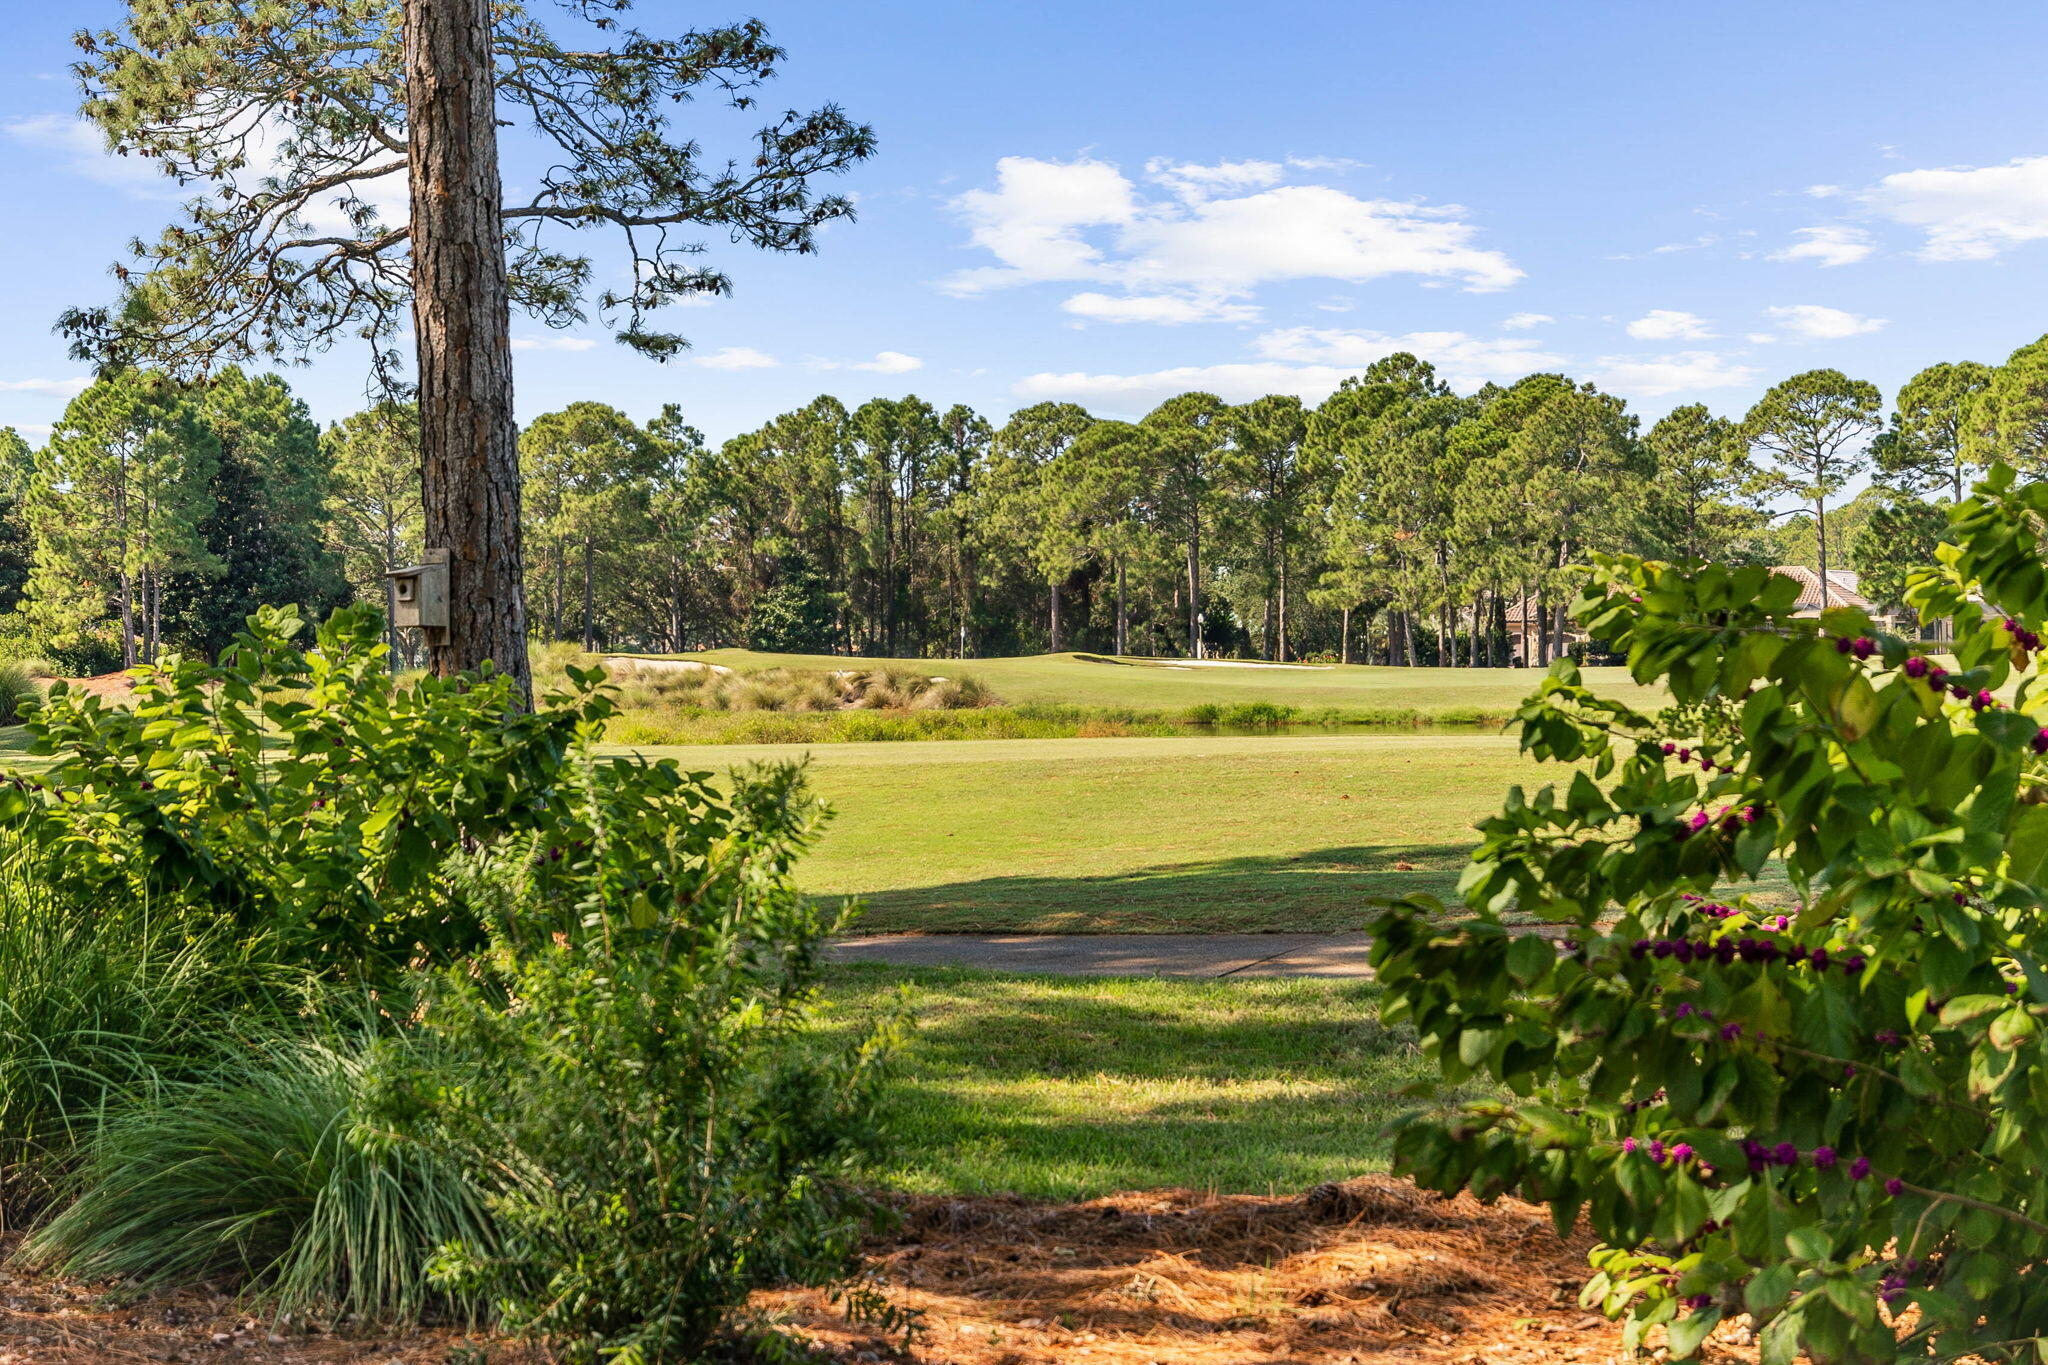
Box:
0;1179;1759;1364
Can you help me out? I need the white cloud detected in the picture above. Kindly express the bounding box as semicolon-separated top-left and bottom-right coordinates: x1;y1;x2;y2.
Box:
1806;184;1844;199
0;377;91;398
1144;157;1284;203
1502;311;1554;330
1119;184;1523;294
3;114;175;195
511;335;597;352
1588;352;1760;398
944;156;1139;295
844;350;925;374
1763;304;1886;340
15;424;52;440
1285;155;1365;173
1651;234;1722;255
1626;309;1715;341
1013;362;1365;409
1768;225;1875;267
692;346;778;370
1014;327;1563;410
944;155;1522;319
5;111;407;233
1252;327;1563;387
1061;291;1259;324
1863;154;2048;261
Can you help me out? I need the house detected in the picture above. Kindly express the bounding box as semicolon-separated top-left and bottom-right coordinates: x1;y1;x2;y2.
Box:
1503;594;1589;666
1503;566;1910;666
1767;565;1912;633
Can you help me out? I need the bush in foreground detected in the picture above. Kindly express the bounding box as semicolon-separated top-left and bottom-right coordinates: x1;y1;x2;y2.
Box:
1373;467;2048;1363
375;764;905;1362
3;611;902;1358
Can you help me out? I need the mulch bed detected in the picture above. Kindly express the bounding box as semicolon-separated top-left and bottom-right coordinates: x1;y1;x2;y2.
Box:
757;1176;1760;1364
0;1179;1764;1363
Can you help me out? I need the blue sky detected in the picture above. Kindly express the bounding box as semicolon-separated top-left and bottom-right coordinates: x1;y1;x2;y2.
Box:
4;0;2048;443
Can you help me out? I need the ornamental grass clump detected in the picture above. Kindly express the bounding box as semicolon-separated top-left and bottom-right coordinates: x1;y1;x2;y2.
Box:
1371;466;2048;1363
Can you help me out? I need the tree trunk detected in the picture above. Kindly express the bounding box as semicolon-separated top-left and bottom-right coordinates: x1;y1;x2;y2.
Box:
1340;605;1350;665
1186;527;1201;658
1401;610;1415;667
1816;496;1830;609
1277;557;1289;663
1049;581;1061;653
406;0;530;699
119;570;136;669
1115;557;1127;657
581;537;595;651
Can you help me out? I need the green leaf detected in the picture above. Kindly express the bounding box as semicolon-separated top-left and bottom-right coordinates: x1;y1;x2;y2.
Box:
1940;994;2009;1027
1785;1225;1831;1262
1666;1307;1720;1359
1745;1263;1794;1313
1506;933;1554;986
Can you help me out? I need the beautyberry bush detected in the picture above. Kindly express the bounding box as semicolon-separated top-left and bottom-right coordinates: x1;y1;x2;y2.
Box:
1372;465;2048;1363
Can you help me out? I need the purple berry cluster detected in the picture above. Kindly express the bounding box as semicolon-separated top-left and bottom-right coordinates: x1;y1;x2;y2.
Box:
1631;934;1867;975
1838;634;2048;746
1660;740;1737;774
1739;1141;1897;1194
1619;1136;1697;1166
1877;1257;1937;1308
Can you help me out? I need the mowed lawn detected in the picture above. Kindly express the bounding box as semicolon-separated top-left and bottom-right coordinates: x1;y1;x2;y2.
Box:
823;966;1455;1198
647;647;1665;718
617;731;1548;932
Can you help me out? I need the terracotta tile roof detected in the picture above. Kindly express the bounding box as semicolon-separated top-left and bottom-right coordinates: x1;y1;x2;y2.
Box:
1769;565;1874;614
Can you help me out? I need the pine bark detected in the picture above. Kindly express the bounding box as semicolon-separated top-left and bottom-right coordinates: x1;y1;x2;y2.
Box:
405;0;531;699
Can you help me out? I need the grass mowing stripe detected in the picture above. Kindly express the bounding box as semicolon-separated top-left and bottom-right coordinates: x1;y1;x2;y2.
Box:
617;733;1537;932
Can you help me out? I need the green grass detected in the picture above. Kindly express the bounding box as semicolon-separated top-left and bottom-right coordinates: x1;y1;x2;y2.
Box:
632;648;1666;720
616;732;1540;932
823;966;1456;1199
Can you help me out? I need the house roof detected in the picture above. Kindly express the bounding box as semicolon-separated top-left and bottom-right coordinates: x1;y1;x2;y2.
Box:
1501;566;1880;626
1769;566;1874;615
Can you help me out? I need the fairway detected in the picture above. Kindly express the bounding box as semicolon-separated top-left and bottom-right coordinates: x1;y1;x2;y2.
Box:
620;730;1544;932
642;647;1663;718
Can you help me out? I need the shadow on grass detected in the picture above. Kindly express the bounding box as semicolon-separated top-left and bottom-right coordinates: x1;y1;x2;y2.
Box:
822;966;1461;1197
844;842;1476;933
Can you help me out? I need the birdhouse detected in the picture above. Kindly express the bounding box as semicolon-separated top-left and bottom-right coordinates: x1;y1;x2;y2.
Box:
385;549;450;634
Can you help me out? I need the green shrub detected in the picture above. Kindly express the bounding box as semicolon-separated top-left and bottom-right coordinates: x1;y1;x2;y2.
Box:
9;604;625;983
373;762;905;1363
1183;702;1223;724
1221;700;1297;726
22;1028;495;1326
1373;470;2048;1363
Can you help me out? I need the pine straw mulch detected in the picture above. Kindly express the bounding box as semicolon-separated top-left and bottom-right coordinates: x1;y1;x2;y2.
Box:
755;1176;1759;1365
0;1178;1763;1364
0;1240;532;1365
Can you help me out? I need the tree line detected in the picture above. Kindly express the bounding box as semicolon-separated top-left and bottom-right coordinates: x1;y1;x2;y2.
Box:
3;333;2044;674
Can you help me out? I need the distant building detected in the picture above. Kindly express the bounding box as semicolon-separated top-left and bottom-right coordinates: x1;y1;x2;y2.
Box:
1767;565;1916;634
1503;594;1588;666
1503;566;1913;666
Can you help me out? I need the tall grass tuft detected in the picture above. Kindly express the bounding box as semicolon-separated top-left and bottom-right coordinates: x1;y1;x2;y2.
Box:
0;870;275;1219
0;659;39;726
21;1029;496;1326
